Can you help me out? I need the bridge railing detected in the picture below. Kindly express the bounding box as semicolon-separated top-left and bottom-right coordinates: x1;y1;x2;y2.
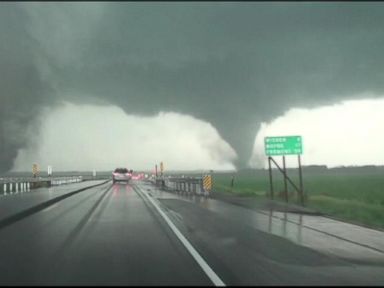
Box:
0;176;104;195
152;176;210;196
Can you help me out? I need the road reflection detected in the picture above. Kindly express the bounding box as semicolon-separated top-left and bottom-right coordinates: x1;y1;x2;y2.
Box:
168;189;307;246
112;182;133;197
112;184;119;197
48;187;54;199
148;185;384;262
125;184;132;194
267;209;303;244
298;214;303;243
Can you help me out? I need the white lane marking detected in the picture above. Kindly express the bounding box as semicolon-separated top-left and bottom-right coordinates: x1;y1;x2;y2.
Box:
135;184;226;287
42;203;59;213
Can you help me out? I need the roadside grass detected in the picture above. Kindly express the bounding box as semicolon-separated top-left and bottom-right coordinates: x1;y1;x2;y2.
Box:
309;195;384;229
212;169;384;230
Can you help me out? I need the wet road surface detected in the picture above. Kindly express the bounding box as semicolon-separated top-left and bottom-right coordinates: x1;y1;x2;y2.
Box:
0;181;212;285
146;182;384;285
0;179;384;285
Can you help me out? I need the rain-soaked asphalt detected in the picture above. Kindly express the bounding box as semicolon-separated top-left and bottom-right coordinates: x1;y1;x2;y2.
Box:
0;179;383;285
146;182;384;285
0;180;211;285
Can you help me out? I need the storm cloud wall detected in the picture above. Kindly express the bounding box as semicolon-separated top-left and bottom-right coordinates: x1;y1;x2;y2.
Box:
2;3;384;172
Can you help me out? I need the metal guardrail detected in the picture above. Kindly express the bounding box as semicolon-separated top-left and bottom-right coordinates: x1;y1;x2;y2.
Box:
0;176;109;195
152;176;210;196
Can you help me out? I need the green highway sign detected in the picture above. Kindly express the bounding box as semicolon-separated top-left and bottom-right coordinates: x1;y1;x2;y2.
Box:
264;136;303;156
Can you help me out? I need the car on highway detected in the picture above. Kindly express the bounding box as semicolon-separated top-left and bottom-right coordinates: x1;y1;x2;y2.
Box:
112;168;132;183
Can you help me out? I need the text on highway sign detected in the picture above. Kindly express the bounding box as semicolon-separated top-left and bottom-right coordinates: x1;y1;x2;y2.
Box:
264;136;303;156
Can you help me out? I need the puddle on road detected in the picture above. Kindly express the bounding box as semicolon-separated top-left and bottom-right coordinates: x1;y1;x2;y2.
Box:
142;184;384;264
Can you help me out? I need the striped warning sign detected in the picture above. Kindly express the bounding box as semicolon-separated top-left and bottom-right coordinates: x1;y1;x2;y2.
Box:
203;175;212;191
32;163;39;177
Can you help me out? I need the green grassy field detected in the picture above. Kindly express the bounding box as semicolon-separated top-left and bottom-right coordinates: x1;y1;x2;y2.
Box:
211;167;384;230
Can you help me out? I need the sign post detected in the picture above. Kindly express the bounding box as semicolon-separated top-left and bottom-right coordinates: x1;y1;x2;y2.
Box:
283;156;288;202
268;157;274;200
298;155;304;205
264;136;304;205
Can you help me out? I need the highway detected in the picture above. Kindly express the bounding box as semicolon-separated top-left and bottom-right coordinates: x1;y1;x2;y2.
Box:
0;179;383;285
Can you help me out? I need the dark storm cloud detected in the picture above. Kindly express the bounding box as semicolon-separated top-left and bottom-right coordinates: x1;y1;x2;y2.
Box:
2;2;384;172
0;4;56;173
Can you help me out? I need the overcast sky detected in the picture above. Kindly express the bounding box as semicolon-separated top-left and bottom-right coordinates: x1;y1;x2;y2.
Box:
2;3;384;172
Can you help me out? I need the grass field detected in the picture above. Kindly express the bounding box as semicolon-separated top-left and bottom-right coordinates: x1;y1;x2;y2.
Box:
211;166;384;230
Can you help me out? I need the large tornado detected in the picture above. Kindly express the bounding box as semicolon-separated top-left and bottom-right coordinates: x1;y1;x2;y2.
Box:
2;3;384;172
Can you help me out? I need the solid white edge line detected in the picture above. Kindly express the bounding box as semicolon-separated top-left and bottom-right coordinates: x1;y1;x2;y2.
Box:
135;185;226;287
